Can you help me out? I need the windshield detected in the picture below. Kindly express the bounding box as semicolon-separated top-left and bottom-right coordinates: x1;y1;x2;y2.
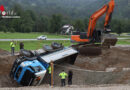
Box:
33;66;43;73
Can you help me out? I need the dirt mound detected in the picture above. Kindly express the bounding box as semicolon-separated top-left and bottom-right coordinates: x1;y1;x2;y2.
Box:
0;50;17;87
75;46;130;71
0;56;16;75
0;49;10;56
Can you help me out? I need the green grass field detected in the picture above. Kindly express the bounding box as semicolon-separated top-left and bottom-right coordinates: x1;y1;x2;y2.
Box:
0;40;71;52
0;32;130;39
0;39;130;52
117;39;130;45
0;32;69;39
0;32;130;52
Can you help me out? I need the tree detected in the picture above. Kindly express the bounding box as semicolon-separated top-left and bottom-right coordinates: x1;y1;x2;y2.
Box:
35;16;50;32
84;17;89;29
122;20;130;33
74;19;85;31
41;16;50;32
20;10;34;33
50;14;63;33
13;4;24;16
0;26;8;33
10;28;15;33
115;21;122;36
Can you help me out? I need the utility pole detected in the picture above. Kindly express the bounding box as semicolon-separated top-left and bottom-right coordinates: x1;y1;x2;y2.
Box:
50;61;54;87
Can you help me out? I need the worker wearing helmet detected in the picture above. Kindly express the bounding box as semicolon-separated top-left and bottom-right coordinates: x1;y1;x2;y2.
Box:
59;70;68;86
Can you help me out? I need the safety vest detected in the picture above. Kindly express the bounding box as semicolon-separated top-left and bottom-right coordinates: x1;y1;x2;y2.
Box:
59;72;68;79
10;42;15;47
48;66;51;74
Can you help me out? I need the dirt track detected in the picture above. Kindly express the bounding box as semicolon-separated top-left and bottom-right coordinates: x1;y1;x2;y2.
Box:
0;46;130;87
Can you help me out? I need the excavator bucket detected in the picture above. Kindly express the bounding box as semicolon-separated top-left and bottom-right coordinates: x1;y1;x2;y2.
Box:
101;34;117;47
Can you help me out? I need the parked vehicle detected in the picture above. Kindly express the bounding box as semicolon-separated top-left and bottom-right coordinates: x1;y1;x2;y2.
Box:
37;35;47;40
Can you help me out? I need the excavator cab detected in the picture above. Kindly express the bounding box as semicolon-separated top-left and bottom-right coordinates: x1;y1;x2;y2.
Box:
71;29;117;48
71;29;102;43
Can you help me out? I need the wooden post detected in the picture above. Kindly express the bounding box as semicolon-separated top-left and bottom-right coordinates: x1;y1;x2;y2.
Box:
50;61;54;87
37;40;42;49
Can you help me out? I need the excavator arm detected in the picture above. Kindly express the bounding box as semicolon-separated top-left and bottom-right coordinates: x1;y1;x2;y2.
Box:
87;0;115;38
104;0;115;30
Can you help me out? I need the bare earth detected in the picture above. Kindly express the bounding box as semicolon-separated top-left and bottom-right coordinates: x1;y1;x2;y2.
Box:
0;45;130;89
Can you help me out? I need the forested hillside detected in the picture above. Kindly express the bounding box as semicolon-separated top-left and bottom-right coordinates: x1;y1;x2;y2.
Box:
0;0;129;19
0;0;129;34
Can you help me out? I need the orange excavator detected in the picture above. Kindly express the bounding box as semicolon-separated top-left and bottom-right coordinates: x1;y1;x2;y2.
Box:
71;0;117;55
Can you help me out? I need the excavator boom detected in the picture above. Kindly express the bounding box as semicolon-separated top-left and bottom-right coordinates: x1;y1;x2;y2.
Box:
87;5;108;37
104;0;115;29
87;0;115;38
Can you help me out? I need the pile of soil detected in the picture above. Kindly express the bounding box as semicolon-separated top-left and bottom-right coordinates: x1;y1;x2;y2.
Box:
0;49;17;87
73;46;130;84
0;49;10;56
75;46;130;71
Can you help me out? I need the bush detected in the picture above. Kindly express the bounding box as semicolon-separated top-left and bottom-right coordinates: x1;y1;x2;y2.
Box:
10;28;15;33
3;28;8;33
0;26;8;33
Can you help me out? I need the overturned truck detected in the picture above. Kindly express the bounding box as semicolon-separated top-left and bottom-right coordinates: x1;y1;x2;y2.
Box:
10;42;78;86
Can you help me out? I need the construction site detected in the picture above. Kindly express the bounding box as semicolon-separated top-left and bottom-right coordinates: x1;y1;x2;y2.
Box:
0;0;130;90
0;45;130;88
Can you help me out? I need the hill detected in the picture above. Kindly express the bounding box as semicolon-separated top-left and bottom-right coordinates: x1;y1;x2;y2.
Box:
0;0;129;19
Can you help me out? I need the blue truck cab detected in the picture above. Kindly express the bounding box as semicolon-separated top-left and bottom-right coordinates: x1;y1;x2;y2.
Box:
10;56;49;86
